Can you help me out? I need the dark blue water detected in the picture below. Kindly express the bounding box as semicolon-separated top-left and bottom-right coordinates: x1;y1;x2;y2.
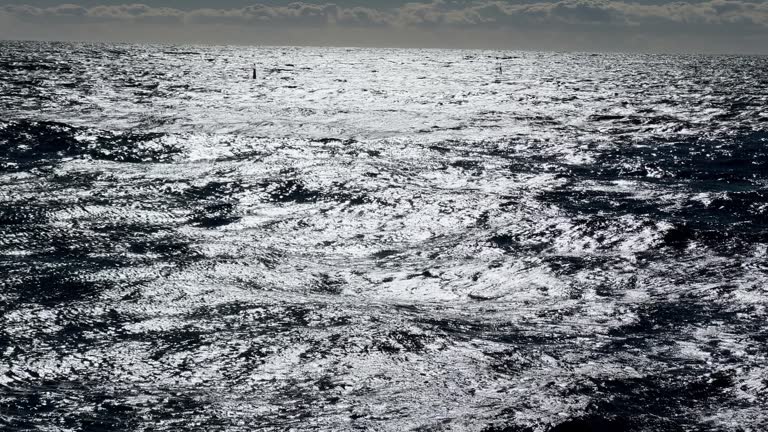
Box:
1;40;767;431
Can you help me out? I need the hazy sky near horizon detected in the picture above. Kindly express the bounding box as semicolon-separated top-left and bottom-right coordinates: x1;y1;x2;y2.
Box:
1;0;767;53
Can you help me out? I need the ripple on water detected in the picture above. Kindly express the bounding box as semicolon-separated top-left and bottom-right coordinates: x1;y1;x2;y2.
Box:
1;41;767;431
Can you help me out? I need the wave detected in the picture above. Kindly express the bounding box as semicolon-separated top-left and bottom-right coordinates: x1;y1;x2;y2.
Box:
0;120;182;168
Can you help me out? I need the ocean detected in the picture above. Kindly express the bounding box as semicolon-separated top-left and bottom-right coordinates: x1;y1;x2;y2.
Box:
1;40;767;431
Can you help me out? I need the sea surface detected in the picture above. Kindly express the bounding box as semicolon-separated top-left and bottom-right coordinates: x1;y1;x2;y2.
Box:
1;41;767;431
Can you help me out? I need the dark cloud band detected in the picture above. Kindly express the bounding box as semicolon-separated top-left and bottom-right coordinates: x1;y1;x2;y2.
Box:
2;0;767;32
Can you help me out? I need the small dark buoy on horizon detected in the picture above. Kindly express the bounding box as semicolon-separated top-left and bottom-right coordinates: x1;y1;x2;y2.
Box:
252;65;257;80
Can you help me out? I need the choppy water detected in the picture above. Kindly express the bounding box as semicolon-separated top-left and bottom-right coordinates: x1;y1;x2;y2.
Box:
1;40;768;431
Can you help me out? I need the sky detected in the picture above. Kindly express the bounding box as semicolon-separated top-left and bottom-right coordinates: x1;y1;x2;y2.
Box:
1;0;767;53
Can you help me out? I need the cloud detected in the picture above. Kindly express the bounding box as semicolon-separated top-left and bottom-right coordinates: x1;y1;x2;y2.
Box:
1;3;184;23
87;4;183;23
387;0;768;31
184;3;342;26
2;0;768;30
